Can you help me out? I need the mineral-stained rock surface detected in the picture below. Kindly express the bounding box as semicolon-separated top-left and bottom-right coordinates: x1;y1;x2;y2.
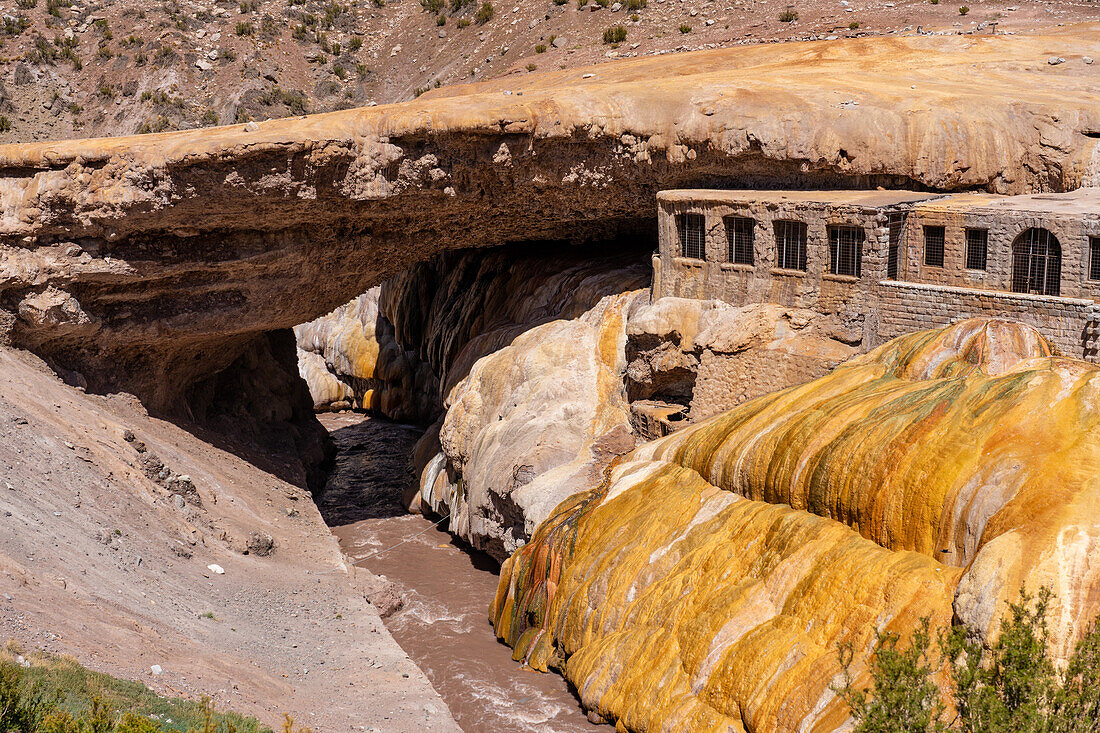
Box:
412;282;862;559
492;318;1100;731
2;30;1099;421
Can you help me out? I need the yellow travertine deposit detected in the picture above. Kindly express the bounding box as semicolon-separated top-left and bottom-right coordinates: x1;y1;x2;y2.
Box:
492;318;1100;731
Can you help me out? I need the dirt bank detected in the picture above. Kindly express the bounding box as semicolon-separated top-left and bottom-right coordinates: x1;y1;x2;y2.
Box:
0;347;458;732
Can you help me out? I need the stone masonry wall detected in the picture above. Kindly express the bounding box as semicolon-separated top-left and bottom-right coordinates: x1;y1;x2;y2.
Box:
902;207;1100;299
877;280;1100;361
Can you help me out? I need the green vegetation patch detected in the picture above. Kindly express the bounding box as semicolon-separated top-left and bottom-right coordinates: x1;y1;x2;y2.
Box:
0;650;273;733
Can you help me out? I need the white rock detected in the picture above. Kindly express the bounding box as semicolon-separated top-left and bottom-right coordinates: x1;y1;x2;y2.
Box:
1048;56;1065;65
195;59;213;71
243;122;259;132
150;665;162;675
1084;56;1094;65
207;563;225;574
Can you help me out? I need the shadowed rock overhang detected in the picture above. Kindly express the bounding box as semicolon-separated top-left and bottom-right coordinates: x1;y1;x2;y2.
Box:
0;27;1098;408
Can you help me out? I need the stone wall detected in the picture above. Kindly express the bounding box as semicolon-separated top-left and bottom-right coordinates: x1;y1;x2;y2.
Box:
878;280;1100;361
901;199;1100;299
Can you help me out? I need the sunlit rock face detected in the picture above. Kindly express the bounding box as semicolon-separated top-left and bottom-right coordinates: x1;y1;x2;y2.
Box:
419;291;859;560
492;318;1100;731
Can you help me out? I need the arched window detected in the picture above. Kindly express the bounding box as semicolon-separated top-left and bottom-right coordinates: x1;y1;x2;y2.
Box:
1012;228;1061;296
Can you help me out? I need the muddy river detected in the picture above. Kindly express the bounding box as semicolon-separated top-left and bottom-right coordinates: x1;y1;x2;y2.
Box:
318;413;597;733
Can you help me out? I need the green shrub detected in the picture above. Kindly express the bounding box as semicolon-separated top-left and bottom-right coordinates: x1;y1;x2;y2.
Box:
349;36;362;51
456;17;470;26
436;14;446;25
474;1;493;23
778;8;798;21
0;117;11;133
236;22;254;35
958;5;969;14
678;22;691;32
534;43;546;53
16;0;37;9
837;587;1100;733
849;21;859;29
526;62;536;70
626;0;646;9
602;24;626;44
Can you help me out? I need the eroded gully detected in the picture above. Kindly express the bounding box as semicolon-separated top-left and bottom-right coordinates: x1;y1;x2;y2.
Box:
316;412;599;733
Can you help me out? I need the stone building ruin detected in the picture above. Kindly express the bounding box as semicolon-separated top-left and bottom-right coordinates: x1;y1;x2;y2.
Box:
654;188;1100;360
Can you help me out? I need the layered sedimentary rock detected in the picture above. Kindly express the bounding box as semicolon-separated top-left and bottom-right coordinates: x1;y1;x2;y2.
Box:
1;30;1099;418
492;318;1100;731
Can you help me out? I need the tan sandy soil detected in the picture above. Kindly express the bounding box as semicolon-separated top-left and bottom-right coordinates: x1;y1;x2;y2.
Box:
0;346;459;732
0;0;1097;143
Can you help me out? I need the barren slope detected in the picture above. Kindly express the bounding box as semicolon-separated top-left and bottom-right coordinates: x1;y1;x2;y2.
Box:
0;346;458;732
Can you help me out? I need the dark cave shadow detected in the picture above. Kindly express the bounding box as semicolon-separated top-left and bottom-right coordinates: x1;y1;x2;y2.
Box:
315;412;427;526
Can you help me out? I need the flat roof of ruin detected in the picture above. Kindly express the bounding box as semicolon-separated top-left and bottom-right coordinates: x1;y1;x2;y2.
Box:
658;188;1100;217
913;187;1100;217
657;189;944;209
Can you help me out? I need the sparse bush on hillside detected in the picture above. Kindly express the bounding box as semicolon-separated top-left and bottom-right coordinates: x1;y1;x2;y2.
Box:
436;14;446;25
421;0;444;13
958;5;969;14
553;0;567;5
626;0;646;9
236;21;254;35
3;14;31;36
526;62;536;71
679;22;691;32
595;0;610;7
349;36;362;52
602;25;626;44
535;43;546;53
778;7;798;21
16;0;37;9
474;1;494;23
46;0;71;17
849;21;859;29
577;0;588;8
456;17;470;26
333;63;346;78
837;587;1100;733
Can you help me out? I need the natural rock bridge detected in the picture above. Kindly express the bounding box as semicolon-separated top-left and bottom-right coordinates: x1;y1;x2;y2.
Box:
1;29;1098;421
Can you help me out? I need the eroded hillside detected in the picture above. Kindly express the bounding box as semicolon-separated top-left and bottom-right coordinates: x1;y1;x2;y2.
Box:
1;0;1097;143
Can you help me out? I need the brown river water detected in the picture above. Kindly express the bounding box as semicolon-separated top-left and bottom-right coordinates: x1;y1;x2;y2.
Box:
318;413;599;733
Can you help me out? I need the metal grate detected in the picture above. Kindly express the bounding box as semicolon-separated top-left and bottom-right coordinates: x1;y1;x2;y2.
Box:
923;225;946;267
678;213;706;260
1011;227;1061;296
1091;237;1100;282
726;217;755;265
775;220;807;271
828;225;864;277
965;228;988;271
887;213;906;279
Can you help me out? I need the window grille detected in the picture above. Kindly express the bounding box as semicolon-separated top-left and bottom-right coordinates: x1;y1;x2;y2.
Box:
828;225;864;278
924;225;945;267
965;229;988;271
887;213;905;279
1011;227;1061;296
726;217;755;265
1090;237;1100;282
774;220;808;271
678;213;706;260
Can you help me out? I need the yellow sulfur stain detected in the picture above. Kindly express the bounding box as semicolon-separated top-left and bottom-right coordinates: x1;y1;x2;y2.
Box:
491;318;1100;731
